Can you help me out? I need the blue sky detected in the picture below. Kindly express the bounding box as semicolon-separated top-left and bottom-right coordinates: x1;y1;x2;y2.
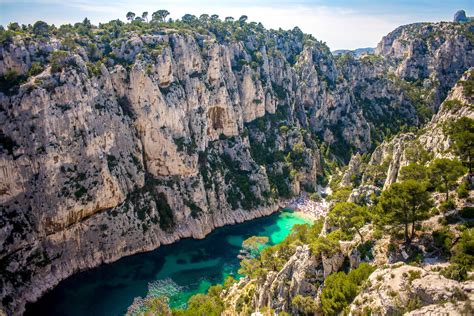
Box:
1;1;473;49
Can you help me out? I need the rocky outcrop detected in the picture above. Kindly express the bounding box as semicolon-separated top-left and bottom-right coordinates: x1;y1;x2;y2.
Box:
359;68;474;189
418;68;474;155
349;184;380;205
454;10;472;23
253;245;320;312
0;34;316;314
375;22;474;107
340;153;362;187
349;263;473;315
223;241;358;314
405;301;472;316
381;133;416;189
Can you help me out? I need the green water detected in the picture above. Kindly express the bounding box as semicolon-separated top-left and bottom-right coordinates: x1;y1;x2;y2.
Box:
25;210;312;316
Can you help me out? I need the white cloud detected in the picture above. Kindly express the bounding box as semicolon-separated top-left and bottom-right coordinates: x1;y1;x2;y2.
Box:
155;3;417;50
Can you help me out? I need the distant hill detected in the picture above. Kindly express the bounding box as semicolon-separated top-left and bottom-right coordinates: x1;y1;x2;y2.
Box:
332;47;375;57
453;9;473;23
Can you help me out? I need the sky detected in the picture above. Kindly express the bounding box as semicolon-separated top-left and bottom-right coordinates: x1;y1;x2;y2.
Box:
1;0;473;50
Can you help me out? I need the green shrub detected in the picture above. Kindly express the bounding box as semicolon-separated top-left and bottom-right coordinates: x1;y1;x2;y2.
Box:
27;62;44;77
407;246;424;265
430;207;440;216
407;270;421;282
439;199;456;213
0;70;26;95
327;187;352;203
74;186;87;199
172;293;223;316
457;181;470;199
106;154;118;171
445;228;474;280
372;228;383;239
451;253;474;270
460;207;474;219
443;99;464;111
432;228;454;255
453;228;474;258
310;230;345;256
0;29;14;45
292;295;318;315
86;61;102;76
279;125;289;134
441;264;468;281
320;263;375;315
50;50;69;73
388;243;397;252
438;216;448;226
404;294;423;313
99;224;108;231
309;192;322;201
357;240;374;260
156;192;174;231
33;21;50;36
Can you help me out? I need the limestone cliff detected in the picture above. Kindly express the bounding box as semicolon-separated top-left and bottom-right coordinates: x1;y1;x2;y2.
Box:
353;68;474;190
349;263;474;315
222;244;350;315
0;17;473;315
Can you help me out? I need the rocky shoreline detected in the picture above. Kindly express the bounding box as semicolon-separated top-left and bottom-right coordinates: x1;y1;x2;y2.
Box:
19;201;285;316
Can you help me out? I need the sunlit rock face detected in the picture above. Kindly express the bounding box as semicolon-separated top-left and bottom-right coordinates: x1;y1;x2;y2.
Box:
353;68;474;191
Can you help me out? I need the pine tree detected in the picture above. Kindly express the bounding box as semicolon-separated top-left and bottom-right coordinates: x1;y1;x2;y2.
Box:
429;158;466;201
379;180;432;244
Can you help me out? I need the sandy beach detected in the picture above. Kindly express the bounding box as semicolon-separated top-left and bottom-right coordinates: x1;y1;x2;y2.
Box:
286;192;329;220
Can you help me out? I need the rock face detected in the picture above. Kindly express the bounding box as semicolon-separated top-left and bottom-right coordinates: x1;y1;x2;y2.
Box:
375;22;474;108
454;10;468;23
223;244;349;314
254;245;320;312
0;19;472;315
349;263;473;315
340;153;362;187
359;68;474;190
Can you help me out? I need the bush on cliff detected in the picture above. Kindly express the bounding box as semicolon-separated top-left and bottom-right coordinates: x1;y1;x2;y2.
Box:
320;263;375;315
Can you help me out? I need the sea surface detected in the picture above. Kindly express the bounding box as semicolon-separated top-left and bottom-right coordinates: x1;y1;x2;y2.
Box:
25;210;312;316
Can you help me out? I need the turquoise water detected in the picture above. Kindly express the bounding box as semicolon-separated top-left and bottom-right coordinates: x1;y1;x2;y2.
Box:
25;210;312;316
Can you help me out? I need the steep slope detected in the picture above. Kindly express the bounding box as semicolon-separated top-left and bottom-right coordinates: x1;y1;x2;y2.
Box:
345;67;474;193
348;263;473;315
0;17;472;314
170;68;474;316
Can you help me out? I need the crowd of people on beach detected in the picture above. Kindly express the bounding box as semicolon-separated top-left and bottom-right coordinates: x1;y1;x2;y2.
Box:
287;192;329;219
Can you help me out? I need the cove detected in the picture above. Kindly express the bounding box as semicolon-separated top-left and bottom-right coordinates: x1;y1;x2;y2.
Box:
25;210;312;316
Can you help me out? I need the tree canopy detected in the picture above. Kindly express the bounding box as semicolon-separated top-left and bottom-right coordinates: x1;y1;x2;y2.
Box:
328;202;367;241
429;158;466;201
152;10;170;23
32;21;49;36
379;180;432;244
173;293;224;316
320;263;375;315
126;12;136;21
241;236;269;258
447;117;474;173
399;163;428;182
